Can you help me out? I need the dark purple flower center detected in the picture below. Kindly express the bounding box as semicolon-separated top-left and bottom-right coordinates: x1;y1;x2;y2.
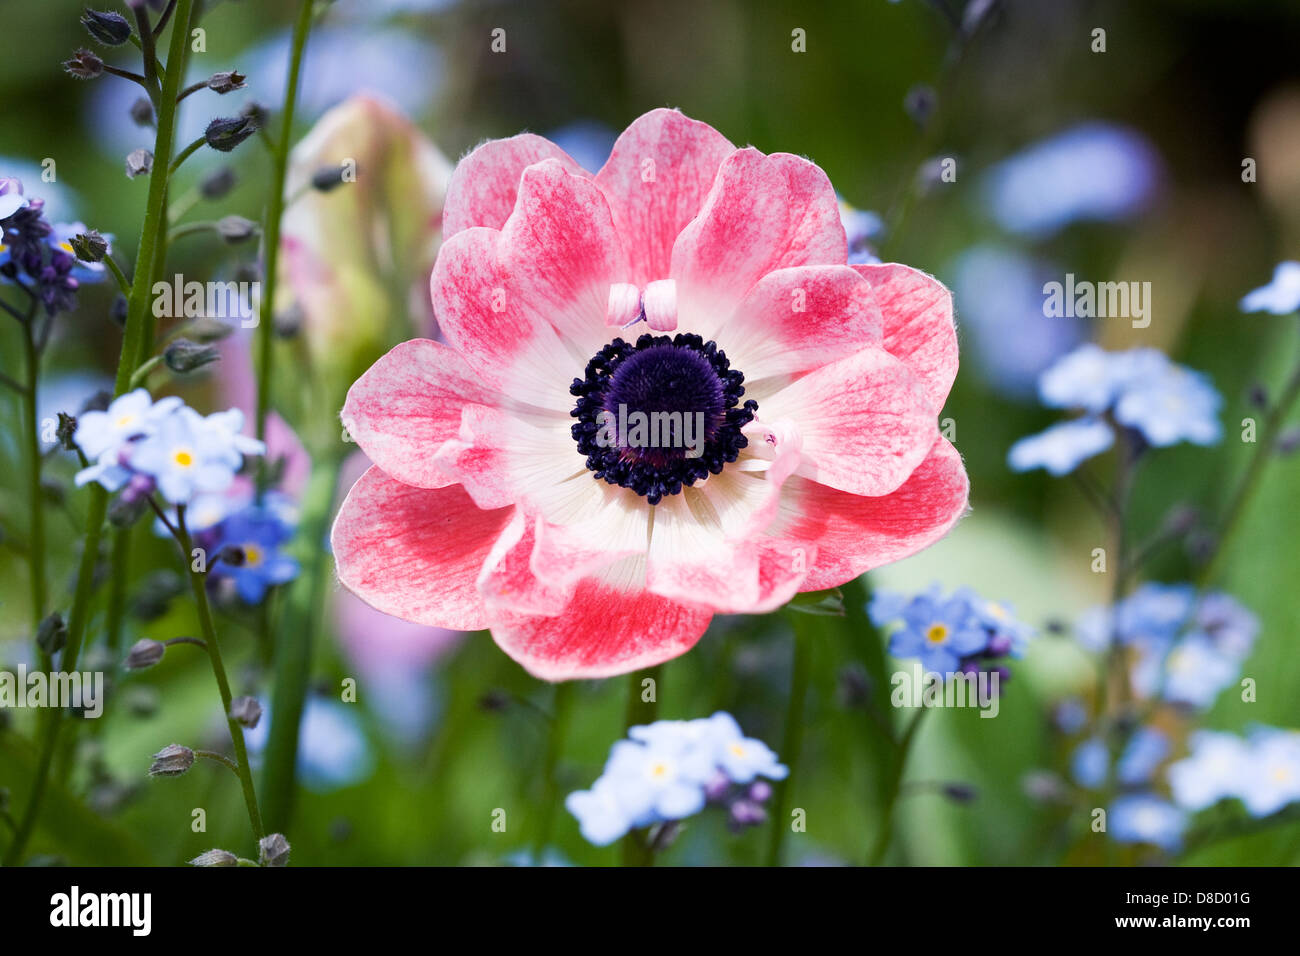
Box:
569;332;757;505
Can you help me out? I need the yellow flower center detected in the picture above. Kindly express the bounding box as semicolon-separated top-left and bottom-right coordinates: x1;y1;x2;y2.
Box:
116;414;135;428
1273;766;1292;784
58;240;76;255
729;743;747;757
173;449;194;467
242;543;263;567
926;624;949;644
650;761;669;779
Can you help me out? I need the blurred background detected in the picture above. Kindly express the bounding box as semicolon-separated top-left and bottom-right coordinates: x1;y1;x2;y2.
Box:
2;0;1299;865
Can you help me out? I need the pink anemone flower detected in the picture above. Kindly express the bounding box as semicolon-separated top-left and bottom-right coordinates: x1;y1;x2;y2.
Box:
331;109;969;681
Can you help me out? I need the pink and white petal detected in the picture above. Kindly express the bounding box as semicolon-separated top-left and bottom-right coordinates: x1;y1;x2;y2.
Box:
430;226;581;413
772;437;970;591
671;148;846;338
594;108;735;286
852;263;958;411
331;467;513;630
759;346;938;497
341;339;497;489
498;160;628;355
715;265;883;381
476;510;572;617
443;133;588;238
487;577;713;681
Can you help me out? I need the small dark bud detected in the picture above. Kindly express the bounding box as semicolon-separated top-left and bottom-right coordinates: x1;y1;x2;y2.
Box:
1043;617;1068;636
258;832;291;867
184;318;236;342
148;743;195;777
274;303;303;339
904;84;937;128
108;489;150;528
240;100;270;130
56;412;78;451
214;215;258;244
70;230;108;262
206;70;247;94
81;9;133;46
37;612;67;656
205;115;259;153
1163;504;1199;534
125;148;153;179
942;782;979;804
310;163;351;192
478;689;509;712
110;295;128;326
216;544;246;567
132;569;185;620
40;478;65;507
163;338;220;374
199;166;237;200
1276;427;1300;456
129;96;154;127
125;638;166;670
190;849;239;867
64;48;104;80
229;696;262;729
1247;383;1269;410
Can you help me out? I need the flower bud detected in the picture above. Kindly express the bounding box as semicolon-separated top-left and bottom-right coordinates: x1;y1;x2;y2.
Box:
240;100;270;130
63;48;104;80
206;71;247;94
205;115;259;153
125;148;153;179
132;569;184;621
188;853;239;868
215;215;258;244
199;166;237;200
36;612;67;656
81;9;133;46
942;782;979;804
110;294;128;326
185;318;235;342
125;638;166;670
215;544;246;566
229;696;262;729
70;230;109;262
310;163;351;192
190;849;239;867
148;743;195;777
1277;426;1300;456
258;832;291;867
108;478;152;527
56;412;78;451
163;338;221;374
130;96;154;127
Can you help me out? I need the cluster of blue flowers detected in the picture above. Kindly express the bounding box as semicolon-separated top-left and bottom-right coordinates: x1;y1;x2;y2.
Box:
180;491;300;605
869;585;1033;677
0;179;108;314
1072;726;1300;853
1074;583;1256;709
1008;344;1223;475
74;388;265;503
565;712;787;846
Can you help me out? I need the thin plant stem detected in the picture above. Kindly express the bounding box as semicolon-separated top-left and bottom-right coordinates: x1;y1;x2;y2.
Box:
533;682;574;863
620;665;662;866
866;708;928;865
21;311;47;653
176;506;264;840
766;616;813;866
255;0;314;460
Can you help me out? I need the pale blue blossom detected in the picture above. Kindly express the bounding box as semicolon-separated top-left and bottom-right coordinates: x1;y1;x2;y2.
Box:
1113;364;1222;447
1168;731;1250;811
1109;794;1186;851
1239;261;1300;314
129;407;264;504
1238;729;1300;817
1007;417;1114;475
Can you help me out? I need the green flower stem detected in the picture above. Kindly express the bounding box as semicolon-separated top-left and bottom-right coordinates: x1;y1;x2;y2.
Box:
1;3;195;867
177;507;264;840
254;0;314;459
21;312;47;653
533;682;574;863
260;454;341;833
105;527;131;654
766;616;813;867
866;707;927;865
621;665;662;866
1197;329;1300;587
167;136;206;178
